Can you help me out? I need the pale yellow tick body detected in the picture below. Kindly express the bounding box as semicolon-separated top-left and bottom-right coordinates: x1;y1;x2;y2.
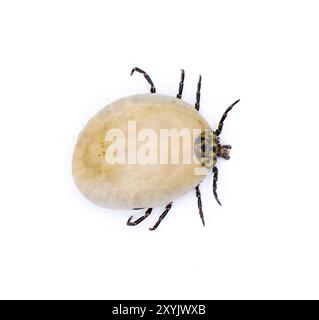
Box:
72;68;239;230
72;94;210;209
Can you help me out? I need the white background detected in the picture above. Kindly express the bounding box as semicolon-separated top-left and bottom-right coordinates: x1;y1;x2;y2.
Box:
0;0;318;300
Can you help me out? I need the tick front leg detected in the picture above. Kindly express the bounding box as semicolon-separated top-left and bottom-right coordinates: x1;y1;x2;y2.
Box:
127;208;153;226
176;69;185;99
195;185;205;226
215;99;240;136
213;166;222;206
130;67;156;93
149;202;173;231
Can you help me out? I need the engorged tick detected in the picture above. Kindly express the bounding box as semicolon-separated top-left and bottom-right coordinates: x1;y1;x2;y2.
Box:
72;67;240;230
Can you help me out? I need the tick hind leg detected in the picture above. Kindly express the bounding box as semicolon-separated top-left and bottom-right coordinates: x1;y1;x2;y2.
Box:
149;202;173;231
176;69;185;99
127;208;153;226
130;67;156;93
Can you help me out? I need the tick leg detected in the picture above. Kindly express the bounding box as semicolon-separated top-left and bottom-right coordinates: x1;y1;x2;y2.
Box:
195;185;205;226
194;76;205;225
149;202;173;231
130;67;156;93
215;99;240;136
195;75;202;111
127;208;153;226
213;166;222;206
176;69;185;99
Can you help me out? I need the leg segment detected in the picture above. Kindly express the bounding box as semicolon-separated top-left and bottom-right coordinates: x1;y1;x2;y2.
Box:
215;99;240;136
195;75;202;111
176;69;185;99
149;202;173;231
127;208;153;226
130;67;156;93
195;185;205;226
213;166;222;206
194;75;205;225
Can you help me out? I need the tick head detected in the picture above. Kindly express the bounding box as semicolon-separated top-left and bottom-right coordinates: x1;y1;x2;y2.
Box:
194;129;218;169
194;130;232;166
218;144;232;160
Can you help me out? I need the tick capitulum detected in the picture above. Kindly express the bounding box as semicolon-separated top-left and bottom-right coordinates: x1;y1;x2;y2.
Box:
218;144;232;160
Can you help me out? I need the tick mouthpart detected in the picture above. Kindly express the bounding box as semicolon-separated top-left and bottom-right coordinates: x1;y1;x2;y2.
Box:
219;145;231;160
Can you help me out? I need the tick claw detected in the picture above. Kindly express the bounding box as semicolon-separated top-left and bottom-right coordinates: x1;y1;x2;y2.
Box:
127;216;134;225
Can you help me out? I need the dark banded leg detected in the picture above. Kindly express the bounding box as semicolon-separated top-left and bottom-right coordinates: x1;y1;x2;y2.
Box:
130;67;156;93
195;75;202;111
176;69;185;99
194;75;205;225
127;208;153;226
213;166;221;206
215;99;240;136
195;185;205;226
149;202;173;231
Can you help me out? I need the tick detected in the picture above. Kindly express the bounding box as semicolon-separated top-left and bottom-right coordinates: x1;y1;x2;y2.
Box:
72;67;240;230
